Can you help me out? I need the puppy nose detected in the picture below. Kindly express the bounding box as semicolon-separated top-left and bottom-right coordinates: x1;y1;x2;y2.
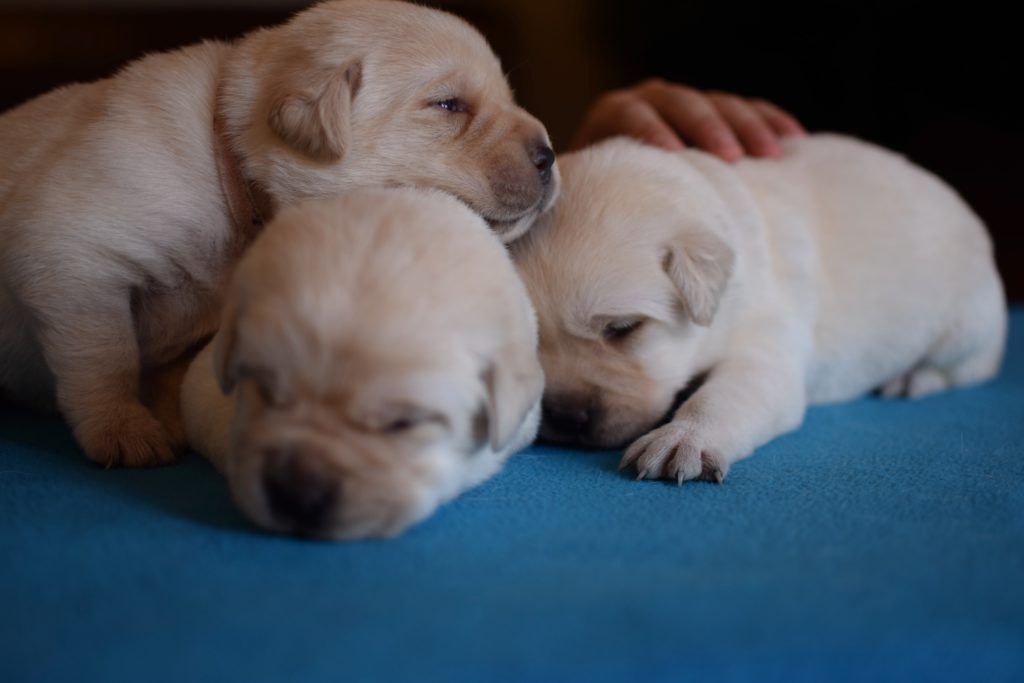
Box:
262;448;339;533
541;398;590;435
530;142;555;183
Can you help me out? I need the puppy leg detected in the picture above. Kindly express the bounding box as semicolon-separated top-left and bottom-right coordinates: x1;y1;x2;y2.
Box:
879;367;949;399
140;349;201;454
37;297;177;468
880;346;1003;400
621;332;808;484
881;288;1006;400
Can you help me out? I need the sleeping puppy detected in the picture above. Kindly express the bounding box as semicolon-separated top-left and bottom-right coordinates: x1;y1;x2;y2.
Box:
0;0;557;468
181;188;543;539
513;135;1006;484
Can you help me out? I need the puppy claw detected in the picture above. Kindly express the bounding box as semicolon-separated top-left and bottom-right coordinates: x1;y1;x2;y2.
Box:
699;452;728;484
618;447;643;472
625;423;733;485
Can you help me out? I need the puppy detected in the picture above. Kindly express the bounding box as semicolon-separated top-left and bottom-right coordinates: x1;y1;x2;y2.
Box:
0;0;557;467
513;135;1006;483
181;188;544;539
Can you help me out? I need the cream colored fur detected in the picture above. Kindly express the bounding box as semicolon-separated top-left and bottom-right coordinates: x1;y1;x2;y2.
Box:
0;0;557;468
181;189;543;540
513;135;1006;484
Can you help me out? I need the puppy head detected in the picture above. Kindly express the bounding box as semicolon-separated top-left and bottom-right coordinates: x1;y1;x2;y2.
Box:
230;0;558;242
512;139;736;448
213;189;542;540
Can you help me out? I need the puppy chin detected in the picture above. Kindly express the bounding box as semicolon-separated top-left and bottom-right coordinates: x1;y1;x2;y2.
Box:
538;424;630;450
538;399;666;450
225;456;436;541
489;211;542;244
223;423;469;540
313;498;437;542
486;169;561;243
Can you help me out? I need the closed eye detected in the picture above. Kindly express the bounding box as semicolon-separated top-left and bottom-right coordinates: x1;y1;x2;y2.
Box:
380;408;449;435
382;416;419;433
602;319;645;343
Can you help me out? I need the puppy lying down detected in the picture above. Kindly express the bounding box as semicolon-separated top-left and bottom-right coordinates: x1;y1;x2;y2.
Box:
182;189;543;539
513;135;1006;484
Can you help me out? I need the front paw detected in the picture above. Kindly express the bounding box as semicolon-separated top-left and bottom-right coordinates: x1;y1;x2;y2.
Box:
74;402;179;468
620;421;728;485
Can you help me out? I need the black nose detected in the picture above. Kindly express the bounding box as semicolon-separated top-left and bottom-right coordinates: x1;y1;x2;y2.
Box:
263;448;339;533
530;142;555;184
541;398;590;436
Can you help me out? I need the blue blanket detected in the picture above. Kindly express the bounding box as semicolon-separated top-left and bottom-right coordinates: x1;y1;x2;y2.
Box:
3;312;1023;683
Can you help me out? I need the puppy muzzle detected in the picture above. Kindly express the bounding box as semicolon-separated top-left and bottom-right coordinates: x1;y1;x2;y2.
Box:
261;446;341;537
487;163;560;243
538;394;603;446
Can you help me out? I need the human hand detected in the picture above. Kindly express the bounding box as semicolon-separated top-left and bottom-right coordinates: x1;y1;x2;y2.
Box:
571;78;806;161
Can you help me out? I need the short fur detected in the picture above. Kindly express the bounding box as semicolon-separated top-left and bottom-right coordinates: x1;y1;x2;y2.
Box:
513;135;1006;483
0;0;557;467
181;189;543;539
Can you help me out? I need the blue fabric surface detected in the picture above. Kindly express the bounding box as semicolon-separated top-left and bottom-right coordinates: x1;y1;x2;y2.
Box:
2;312;1023;683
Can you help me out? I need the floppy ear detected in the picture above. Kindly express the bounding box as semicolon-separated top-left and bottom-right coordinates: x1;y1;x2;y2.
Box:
481;350;545;452
662;227;735;326
268;60;362;163
212;299;292;405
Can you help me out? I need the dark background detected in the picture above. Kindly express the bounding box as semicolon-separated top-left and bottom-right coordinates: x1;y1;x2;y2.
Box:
1;0;1019;299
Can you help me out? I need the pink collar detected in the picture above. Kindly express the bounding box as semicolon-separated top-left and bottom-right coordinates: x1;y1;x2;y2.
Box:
212;102;273;241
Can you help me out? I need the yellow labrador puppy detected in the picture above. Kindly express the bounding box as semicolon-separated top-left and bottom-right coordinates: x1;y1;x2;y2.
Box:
0;0;557;467
181;188;543;539
513;135;1005;484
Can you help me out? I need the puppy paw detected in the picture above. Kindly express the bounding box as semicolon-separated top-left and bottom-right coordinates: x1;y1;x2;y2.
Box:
880;366;949;399
145;396;187;454
619;422;728;485
75;403;179;468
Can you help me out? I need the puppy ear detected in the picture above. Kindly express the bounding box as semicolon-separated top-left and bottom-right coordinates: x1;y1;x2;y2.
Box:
268;59;362;163
662;227;735;326
212;300;292;405
481;352;545;452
